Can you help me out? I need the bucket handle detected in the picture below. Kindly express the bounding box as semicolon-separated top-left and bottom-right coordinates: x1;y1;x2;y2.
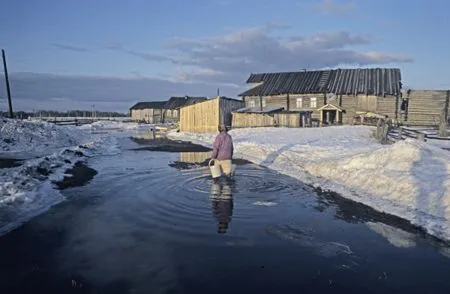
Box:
209;159;215;167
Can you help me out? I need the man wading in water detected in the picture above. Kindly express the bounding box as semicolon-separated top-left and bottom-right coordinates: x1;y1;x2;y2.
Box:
211;124;234;179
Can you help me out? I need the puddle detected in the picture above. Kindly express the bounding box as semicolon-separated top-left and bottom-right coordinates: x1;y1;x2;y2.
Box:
1;138;450;293
0;158;22;168
130;137;211;152
54;162;98;190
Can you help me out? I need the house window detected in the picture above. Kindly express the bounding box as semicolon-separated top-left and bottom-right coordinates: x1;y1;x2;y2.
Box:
310;97;317;108
173;110;178;117
166;110;172;117
296;97;303;108
248;100;256;107
262;98;266;108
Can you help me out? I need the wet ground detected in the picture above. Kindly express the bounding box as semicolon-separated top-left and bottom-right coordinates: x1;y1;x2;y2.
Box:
1;134;450;293
0;157;23;168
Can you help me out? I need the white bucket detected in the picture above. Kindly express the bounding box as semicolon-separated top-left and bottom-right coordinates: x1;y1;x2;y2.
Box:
209;160;222;178
231;164;237;176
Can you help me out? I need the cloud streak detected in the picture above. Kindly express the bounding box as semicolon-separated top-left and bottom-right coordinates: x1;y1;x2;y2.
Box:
0;72;241;112
52;43;90;52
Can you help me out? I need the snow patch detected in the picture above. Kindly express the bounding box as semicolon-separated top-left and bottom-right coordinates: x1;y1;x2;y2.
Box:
0;118;121;236
78;120;154;131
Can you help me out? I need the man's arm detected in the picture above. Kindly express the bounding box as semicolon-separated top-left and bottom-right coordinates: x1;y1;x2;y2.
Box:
211;134;221;159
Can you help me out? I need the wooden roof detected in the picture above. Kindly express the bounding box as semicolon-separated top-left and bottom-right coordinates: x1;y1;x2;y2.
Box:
239;68;402;97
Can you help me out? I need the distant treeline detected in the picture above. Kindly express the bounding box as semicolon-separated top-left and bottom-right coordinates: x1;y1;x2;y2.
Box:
1;110;129;118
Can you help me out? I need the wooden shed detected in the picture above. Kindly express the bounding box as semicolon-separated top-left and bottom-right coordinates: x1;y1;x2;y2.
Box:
274;111;313;127
232;107;313;128
232;108;278;128
179;96;244;133
401;90;449;126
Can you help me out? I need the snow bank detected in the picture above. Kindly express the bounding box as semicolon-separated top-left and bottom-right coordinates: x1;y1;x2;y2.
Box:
0;118;119;236
169;126;450;241
77;120;153;131
1;118;91;155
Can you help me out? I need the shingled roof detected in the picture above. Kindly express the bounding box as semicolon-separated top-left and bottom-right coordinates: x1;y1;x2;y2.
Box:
130;96;207;111
239;68;402;97
130;101;167;110
164;96;207;109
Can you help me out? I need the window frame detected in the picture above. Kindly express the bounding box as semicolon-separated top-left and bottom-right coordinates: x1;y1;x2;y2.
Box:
296;97;303;108
310;97;317;108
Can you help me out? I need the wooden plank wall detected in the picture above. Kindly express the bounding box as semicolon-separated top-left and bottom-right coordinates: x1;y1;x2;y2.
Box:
404;90;450;126
357;95;378;112
232;112;274;128
243;93;401;125
180;152;211;163
180;98;220;132
340;95;357;124
376;96;398;119
219;98;245;126
274;113;301;127
266;95;287;109
244;96;261;108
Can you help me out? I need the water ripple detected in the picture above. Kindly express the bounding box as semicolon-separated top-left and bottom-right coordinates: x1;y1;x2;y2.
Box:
98;160;308;243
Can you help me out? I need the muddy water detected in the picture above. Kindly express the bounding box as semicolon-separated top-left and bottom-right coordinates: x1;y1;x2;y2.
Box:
0;136;450;294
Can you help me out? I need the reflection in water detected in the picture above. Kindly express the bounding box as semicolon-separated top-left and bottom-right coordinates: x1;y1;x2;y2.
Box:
180;151;211;164
211;178;234;234
366;222;417;249
133;129;160;140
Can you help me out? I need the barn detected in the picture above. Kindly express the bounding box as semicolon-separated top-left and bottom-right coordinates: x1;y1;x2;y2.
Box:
179;96;244;132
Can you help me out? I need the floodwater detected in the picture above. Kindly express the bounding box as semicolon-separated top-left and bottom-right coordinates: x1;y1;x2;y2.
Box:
1;135;450;294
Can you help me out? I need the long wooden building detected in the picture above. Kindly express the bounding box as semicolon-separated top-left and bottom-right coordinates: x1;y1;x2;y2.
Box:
238;68;403;125
130;96;206;123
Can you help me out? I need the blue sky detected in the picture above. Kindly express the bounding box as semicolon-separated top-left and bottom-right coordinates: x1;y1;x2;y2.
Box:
0;0;449;111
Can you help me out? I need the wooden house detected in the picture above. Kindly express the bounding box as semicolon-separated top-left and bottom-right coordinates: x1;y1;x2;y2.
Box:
180;96;244;132
238;68;403;125
163;96;207;122
130;101;166;123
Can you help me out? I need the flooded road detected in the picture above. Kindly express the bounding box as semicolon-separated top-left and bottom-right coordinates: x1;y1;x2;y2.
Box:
1;135;450;293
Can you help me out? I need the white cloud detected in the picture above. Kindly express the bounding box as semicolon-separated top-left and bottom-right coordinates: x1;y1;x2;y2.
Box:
156;24;412;85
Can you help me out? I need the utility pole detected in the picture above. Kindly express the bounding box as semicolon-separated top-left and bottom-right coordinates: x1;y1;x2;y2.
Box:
2;49;13;118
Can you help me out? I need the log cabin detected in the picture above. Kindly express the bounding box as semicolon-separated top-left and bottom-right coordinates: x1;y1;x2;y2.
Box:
238;68;403;126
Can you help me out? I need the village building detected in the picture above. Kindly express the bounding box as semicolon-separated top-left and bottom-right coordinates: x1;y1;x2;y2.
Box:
238;68;403;126
162;96;207;122
179;96;244;133
129;101;166;124
130;96;206;124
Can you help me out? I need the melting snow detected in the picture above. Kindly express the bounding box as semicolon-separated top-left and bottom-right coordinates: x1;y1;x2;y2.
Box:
0;118;139;235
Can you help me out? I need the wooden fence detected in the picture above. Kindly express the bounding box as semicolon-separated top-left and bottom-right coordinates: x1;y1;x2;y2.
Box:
232;112;274;128
180;97;244;132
